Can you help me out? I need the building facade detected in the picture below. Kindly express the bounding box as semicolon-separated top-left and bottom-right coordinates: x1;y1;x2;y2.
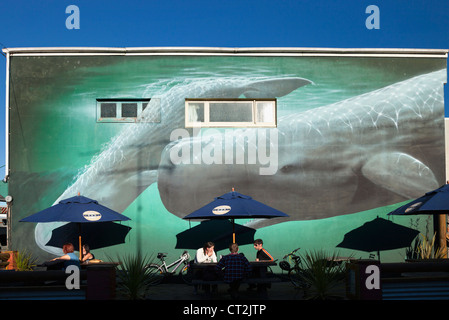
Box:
3;47;448;262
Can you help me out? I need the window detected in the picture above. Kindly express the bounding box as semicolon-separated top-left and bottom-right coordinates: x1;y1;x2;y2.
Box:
97;98;160;123
185;99;276;128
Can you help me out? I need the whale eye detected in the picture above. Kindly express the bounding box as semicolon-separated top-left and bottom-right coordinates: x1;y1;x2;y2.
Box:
280;164;293;173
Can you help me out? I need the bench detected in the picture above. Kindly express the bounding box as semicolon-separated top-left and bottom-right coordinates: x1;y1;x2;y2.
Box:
191;277;281;286
189;260;281;295
0;270;88;300
0;263;117;300
347;259;449;300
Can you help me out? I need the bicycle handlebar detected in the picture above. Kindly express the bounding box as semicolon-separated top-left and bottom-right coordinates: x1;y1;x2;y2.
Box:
282;248;301;259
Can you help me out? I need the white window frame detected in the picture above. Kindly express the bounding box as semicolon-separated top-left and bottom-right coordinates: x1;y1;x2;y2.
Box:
185;99;277;128
96;98;160;123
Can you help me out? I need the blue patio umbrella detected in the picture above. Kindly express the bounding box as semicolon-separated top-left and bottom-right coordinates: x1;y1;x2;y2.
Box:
388;183;449;216
183;188;289;243
20;194;131;258
388;183;449;255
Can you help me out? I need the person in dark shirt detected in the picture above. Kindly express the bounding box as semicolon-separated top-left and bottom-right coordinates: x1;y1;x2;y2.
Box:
81;244;95;262
249;239;274;292
216;243;252;299
253;239;274;261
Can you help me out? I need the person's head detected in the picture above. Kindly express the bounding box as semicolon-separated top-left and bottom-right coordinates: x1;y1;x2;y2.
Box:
253;239;263;250
229;243;239;253
62;243;75;254
203;242;215;254
82;244;90;254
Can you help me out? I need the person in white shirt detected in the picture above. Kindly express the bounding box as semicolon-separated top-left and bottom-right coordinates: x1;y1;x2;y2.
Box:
194;241;218;295
195;241;217;263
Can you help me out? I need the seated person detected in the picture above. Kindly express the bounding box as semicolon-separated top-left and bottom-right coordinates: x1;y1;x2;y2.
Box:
195;241;217;263
253;239;274;261
194;242;218;293
81;244;95;262
250;239;273;291
216;243;252;299
50;243;80;270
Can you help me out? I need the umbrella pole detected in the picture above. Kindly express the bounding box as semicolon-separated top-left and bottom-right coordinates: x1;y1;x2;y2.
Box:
78;223;82;260
79;235;82;260
232;219;235;243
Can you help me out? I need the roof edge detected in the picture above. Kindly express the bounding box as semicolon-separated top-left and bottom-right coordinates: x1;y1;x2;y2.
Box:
2;47;448;58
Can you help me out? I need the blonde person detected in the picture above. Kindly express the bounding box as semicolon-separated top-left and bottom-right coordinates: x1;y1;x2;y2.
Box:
216;243;252;299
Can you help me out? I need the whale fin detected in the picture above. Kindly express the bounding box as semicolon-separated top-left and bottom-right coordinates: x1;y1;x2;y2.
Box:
124;170;158;190
361;152;439;199
242;77;312;98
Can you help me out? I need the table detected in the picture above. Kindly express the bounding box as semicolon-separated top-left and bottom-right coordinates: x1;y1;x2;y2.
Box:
190;261;277;268
325;256;353;267
80;261;120;267
81;261;120;300
190;260;277;281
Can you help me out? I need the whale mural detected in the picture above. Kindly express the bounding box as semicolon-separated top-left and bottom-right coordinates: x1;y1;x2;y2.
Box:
158;69;446;228
33;76;312;254
7;52;446;260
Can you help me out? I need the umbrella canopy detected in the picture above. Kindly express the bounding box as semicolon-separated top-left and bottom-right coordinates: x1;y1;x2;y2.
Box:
46;221;132;250
184;189;289;220
176;220;256;252
183;188;288;242
337;217;420;259
20;195;130;223
388;183;449;216
20;194;131;259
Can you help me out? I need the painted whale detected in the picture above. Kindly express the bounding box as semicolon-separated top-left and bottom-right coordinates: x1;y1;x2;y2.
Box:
34;76;311;254
157;69;447;228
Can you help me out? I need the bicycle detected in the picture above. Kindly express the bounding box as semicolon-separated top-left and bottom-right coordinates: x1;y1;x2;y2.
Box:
279;248;309;289
145;251;192;285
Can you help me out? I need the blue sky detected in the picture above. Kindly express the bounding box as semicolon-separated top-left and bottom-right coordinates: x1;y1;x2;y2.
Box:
0;0;448;180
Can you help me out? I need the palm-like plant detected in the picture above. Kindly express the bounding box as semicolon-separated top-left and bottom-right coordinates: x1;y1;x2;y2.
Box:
416;233;446;259
15;250;38;271
299;250;347;300
114;252;157;300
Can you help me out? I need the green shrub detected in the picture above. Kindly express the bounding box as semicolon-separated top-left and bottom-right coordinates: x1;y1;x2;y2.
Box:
114;252;157;300
15;250;38;271
300;250;347;300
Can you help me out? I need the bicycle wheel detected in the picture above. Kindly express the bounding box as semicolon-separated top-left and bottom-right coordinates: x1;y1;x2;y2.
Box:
288;267;307;289
145;263;165;285
180;263;193;284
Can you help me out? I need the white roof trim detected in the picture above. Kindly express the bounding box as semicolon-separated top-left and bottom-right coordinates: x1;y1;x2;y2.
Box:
2;47;448;58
